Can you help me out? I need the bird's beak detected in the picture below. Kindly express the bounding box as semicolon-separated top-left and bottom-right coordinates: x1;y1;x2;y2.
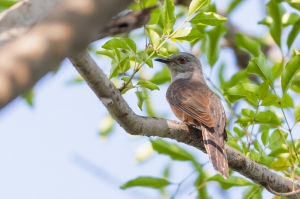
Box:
154;58;170;64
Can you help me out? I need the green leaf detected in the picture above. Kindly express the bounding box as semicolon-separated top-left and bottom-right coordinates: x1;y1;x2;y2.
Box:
253;140;262;152
279;93;294;108
241;108;255;119
245;91;258;106
236;34;262;57
102;38;130;51
226;139;242;152
123;38;137;53
149;66;171;85
224;83;258;103
121;76;134;94
148;7;161;25
247;55;274;87
137;80;160;91
171;27;204;42
194;167;211;199
256;112;271;123
226;0;243;14
0;0;18;8
286;20;300;49
270;158;291;171
162;0;175;34
222;69;248;89
266;0;283;47
259;111;281;125
261;130;269;146
282;13;300;26
99;115;115;138
135;91;147;111
109;59;120;79
137;51;153;68
243;185;262;199
272;62;284;79
188;0;210;16
294;103;300;123
150;138;195;161
233;127;245;138
206;24;226;66
268;144;289;158
281;54;300;94
258;81;269;100
189;12;227;26
120;176;171;189
268;129;286;150
207;175;252;190
261;94;278;106
96;50;115;59
147;28;160;49
21;89;34;107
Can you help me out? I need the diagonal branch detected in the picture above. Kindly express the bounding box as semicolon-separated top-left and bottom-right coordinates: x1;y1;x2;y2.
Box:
0;1;158;109
69;50;300;199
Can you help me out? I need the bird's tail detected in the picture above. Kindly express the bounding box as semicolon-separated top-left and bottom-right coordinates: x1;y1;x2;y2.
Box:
201;126;228;179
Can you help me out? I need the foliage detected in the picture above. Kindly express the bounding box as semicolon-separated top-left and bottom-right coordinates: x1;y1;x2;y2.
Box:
6;0;299;197
93;0;300;197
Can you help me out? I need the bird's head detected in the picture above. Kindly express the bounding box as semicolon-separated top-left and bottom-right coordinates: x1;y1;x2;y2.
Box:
154;52;202;81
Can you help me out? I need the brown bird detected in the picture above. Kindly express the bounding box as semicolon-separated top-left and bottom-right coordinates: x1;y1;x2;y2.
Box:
155;52;228;179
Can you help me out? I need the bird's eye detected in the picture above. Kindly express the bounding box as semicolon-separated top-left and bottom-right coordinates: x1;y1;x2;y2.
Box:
179;56;187;64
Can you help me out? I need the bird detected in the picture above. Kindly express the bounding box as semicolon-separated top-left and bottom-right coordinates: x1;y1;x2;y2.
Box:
155;52;228;179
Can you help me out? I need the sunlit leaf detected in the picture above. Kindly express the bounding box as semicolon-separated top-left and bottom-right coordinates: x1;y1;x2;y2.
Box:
96;50;115;59
266;0;283;47
285;21;300;52
222;69;249;89
247;55;274;87
206;24;226;66
258;81;269;100
162;0;175;34
189;12;227;26
150;138;195;161
281;54;300;94
21;89;34;107
207;175;252;190
147;28;160;49
270;158;291;171
243;185;262;199
171;27;204;42
236;34;262;57
99;115;115;138
224;83;258;103
121;176;171;189
294;103;300;123
261;130;269;146
282;13;300;26
188;0;210;16
268;129;287;150
226;0;243;14
149;66;171;85
137;80;160;91
261;94;278;106
135;91;147;110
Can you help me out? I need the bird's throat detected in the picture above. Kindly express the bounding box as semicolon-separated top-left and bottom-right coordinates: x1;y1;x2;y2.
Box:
171;72;193;82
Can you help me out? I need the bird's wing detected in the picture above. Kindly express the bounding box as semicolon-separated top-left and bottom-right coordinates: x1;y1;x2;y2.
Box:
166;78;215;128
167;78;228;178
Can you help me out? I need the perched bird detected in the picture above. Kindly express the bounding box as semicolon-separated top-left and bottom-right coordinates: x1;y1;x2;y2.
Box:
155;52;228;179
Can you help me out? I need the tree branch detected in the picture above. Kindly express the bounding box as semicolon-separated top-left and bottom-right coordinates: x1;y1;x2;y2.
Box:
69;50;300;199
0;0;133;109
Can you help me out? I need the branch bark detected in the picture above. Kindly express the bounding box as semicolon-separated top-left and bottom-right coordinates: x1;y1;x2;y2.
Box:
70;50;300;199
0;0;133;109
